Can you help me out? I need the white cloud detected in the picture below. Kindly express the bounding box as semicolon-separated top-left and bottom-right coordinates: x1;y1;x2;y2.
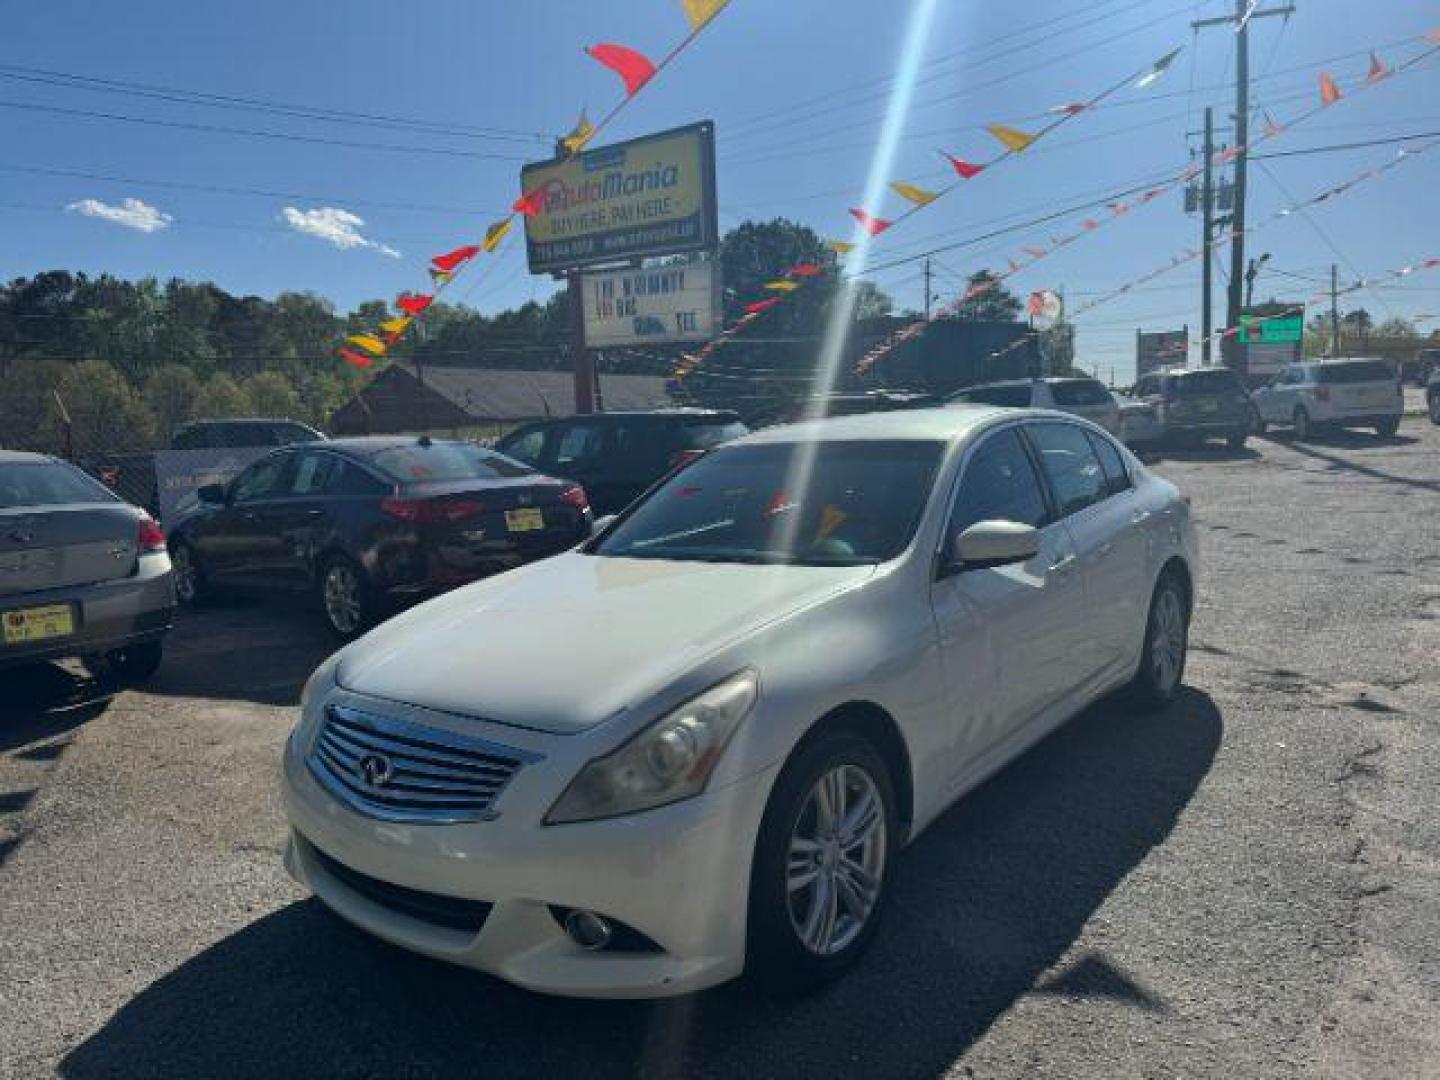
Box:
66;197;172;233
280;206;400;259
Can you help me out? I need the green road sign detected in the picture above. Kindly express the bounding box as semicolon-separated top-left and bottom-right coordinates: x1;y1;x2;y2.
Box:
1240;312;1303;344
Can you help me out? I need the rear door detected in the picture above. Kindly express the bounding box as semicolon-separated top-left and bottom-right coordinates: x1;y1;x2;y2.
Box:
0;460;138;602
203;452;294;585
262;449;346;589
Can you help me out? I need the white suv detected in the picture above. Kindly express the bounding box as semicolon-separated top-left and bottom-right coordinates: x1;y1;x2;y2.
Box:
946;377;1120;434
1251;359;1403;440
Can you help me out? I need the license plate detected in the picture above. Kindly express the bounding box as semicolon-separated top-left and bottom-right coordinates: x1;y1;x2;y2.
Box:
504;508;545;533
2;603;75;645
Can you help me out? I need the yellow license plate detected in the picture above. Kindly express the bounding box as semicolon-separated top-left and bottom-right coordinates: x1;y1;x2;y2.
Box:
2;603;75;645
504;508;545;533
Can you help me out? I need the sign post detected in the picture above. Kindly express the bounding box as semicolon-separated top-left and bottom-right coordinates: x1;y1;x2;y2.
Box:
519;122;719;414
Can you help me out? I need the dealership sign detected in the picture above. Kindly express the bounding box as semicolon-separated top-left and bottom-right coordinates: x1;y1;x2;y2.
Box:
1136;328;1189;376
519;122;718;274
581;262;720;347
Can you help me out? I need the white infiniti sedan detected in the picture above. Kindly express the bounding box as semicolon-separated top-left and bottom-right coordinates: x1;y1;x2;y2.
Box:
280;406;1197;998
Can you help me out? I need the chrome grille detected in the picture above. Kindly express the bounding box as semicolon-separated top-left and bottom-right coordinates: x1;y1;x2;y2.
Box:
308;703;534;824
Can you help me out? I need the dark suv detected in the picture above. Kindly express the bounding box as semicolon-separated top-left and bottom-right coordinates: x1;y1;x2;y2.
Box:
1132;367;1254;448
495;410;748;516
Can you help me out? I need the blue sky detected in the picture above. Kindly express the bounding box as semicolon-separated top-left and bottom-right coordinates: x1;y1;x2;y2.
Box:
2;0;1437;380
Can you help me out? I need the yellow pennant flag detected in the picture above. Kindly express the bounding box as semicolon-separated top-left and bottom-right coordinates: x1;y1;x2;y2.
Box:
765;279;800;292
682;0;729;31
379;317;412;335
347;334;388;357
890;180;939;206
483;217;514;252
828;240;856;254
987;123;1036;152
561;109;595;154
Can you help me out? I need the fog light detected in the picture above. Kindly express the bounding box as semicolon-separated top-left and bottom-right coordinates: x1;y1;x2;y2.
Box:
563;909;613;951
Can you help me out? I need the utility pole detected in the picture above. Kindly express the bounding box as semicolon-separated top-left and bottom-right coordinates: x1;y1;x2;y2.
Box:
923;257;933;321
1201;107;1216;366
1330;263;1340;358
1194;1;1295;363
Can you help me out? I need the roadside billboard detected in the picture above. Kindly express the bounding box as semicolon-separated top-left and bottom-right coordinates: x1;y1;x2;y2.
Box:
581;261;721;347
519;122;718;274
1136;328;1189;377
1238;305;1304;379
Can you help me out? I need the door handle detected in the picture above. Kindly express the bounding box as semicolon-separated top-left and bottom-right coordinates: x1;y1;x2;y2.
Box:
1049;554;1078;574
305;509;324;517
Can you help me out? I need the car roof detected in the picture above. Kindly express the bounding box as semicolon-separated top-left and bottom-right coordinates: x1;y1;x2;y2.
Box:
0;449;56;465
733;405;1017;446
305;436;484;456
520;409;740;424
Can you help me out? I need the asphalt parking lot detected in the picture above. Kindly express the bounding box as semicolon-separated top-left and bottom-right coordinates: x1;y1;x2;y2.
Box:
3;419;1438;1079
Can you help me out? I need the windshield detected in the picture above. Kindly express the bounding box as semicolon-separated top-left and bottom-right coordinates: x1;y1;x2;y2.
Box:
1050;380;1113;407
951;384;1032;408
0;461;117;508
1316;360;1393;384
593;440;945;566
369;443;533;483
1168;370;1243;396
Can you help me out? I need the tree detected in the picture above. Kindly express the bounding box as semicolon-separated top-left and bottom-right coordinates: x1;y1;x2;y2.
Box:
192;373;252;419
0;356;69;453
144;364;202;440
245;371;302;418
55;360;157;454
1375;316;1419;340
950;271;1023;322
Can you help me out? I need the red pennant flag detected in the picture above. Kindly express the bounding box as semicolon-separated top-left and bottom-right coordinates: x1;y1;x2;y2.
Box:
744;298;781;315
1022;246;1047;259
849;208;892;236
338;347;373;369
584;43;657;96
1262;112;1284;137
397;294;433;316
1081;219;1100;231
1319;72;1342;106
942;153;984;179
431;244;480;272
513;189;545;217
786;263;824;278
1367;51;1389;82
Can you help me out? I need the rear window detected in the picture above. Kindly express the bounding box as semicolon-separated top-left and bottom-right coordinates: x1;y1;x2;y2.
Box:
1049;380;1113;407
952;384;1033;408
677;419;748;451
0;461;116;508
1167;370;1243;397
1316;361;1393;384
268;422;322;445
369;443;533;483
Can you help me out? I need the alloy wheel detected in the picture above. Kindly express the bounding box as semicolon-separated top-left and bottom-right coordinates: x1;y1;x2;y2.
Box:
1149;585;1187;696
786;764;887;957
323;563;363;636
171;545;196;604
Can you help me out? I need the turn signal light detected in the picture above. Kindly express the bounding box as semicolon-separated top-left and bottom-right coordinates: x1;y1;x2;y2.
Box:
559;485;589;511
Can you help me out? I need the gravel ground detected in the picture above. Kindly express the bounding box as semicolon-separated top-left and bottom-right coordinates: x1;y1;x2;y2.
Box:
1;419;1437;1079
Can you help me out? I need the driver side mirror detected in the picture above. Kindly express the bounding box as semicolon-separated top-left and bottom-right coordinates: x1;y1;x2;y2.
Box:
951;520;1040;572
197;482;228;505
590;513;617;537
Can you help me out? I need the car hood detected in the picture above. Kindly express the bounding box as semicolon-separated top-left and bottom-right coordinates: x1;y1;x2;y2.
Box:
336;552;874;734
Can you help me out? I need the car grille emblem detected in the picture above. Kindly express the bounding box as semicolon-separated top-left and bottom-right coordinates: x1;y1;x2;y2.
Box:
359;752;395;787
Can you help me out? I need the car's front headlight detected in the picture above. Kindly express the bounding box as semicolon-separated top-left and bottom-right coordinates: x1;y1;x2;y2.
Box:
545;670;758;825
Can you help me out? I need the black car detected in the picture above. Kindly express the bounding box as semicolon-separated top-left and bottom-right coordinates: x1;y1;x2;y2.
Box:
167;437;591;638
1131;367;1254;448
494;410;749;516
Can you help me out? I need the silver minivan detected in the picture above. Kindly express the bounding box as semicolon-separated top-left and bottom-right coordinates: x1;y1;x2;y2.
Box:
1251;359;1403;440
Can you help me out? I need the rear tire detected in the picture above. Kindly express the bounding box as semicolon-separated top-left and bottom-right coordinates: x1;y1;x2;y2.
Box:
748;731;897;995
1251;408;1267;436
1226;431;1248;450
1375;417;1399;437
169;540;210;606
1292;406;1312;441
318;555;374;640
85;640;163;683
1129;571;1190;711
1429;393;1440;426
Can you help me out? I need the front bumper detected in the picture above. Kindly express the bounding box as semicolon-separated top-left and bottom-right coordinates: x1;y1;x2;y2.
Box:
281;693;778;998
0;554;174;669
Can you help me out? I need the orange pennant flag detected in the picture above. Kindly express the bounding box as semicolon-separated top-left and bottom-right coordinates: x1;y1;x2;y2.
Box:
828;240;856;254
890;181;938;206
681;0;729;30
1319;72;1342;106
987;123;1036;152
483;218;514;252
584;43;657;97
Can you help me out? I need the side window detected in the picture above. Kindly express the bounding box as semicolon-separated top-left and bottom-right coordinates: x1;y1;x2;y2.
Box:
611;423;667;472
171;426;200;450
1026;422;1107;517
288;452;341;496
330;462;388;497
501;426;546;465
1135;377;1156;398
231;454;291;503
948;427;1050;537
553;422;606;468
1085;431;1132;497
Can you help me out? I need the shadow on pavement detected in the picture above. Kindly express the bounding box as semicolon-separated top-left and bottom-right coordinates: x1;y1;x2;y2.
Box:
0;663;114;753
1275;437;1440;495
60;689;1221;1080
1144;443;1260;464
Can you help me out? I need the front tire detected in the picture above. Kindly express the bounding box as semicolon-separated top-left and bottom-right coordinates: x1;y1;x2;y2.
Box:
1251;407;1267;436
1375;417;1399;437
318;555;374;640
748;731;897;994
1129;571;1190;710
169;540;209;606
1226;430;1248;450
1428;393;1440;426
1293;406;1312;441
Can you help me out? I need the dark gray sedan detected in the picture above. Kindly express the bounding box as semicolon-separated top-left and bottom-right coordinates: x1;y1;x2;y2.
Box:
0;451;174;680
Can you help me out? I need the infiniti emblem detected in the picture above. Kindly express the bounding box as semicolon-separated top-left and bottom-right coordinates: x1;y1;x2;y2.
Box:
359;753;394;787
